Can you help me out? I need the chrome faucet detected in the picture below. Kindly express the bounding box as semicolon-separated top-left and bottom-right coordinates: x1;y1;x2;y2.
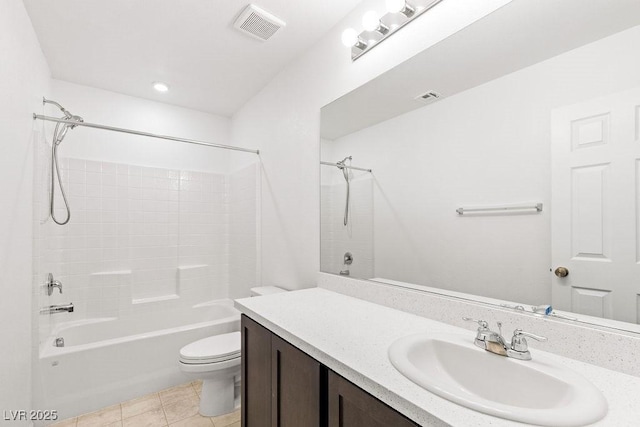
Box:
463;317;547;360
40;303;74;315
46;273;63;296
463;317;508;356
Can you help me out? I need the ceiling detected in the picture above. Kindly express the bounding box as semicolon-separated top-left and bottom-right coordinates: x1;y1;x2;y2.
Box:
23;0;362;117
321;0;640;140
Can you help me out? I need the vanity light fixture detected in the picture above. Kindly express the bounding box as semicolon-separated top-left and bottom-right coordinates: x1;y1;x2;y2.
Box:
343;0;443;61
362;11;389;34
386;0;415;17
341;28;367;50
153;81;169;93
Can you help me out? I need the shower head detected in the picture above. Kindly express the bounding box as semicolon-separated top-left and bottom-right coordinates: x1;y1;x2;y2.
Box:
336;156;352;168
66;114;84;129
43;97;72;119
43;97;84;126
43;98;84;144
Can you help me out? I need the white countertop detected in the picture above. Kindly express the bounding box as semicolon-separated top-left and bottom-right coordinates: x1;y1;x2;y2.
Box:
235;288;640;427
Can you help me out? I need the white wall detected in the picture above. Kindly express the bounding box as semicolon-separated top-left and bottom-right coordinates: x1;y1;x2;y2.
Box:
325;25;640;305
0;0;50;423
231;0;511;290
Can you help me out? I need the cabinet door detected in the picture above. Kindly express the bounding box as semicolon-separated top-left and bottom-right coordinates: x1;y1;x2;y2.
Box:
328;371;418;427
242;315;272;427
271;334;324;427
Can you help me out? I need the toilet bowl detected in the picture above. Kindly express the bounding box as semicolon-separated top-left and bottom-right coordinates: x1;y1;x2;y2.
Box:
179;332;241;417
179;287;287;416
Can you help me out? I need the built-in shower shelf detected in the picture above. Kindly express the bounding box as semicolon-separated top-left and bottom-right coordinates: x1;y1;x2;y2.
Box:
132;294;179;305
91;270;133;276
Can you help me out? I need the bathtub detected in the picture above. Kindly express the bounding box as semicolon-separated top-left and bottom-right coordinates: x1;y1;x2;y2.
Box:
35;299;240;423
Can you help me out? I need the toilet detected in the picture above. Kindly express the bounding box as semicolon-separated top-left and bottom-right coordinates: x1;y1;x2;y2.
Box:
179;286;287;416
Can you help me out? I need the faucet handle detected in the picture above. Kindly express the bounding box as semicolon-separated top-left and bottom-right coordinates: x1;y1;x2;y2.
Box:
462;317;489;329
510;329;547;354
513;329;547;342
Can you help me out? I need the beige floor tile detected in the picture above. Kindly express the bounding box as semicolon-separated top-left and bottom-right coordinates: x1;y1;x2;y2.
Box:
105;422;122;427
224;422;239;427
159;383;197;405
211;409;240;427
163;396;200;425
122;407;166;427
50;418;77;427
121;393;162;419
168;414;213;427
77;404;122;427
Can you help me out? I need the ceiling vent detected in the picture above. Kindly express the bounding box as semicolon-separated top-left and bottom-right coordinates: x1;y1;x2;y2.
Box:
233;4;286;41
414;90;442;104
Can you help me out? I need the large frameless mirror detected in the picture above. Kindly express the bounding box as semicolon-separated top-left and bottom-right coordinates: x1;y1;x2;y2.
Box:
320;0;640;333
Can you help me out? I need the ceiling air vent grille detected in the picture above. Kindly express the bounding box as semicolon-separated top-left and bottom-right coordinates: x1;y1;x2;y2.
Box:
234;4;286;41
415;90;442;104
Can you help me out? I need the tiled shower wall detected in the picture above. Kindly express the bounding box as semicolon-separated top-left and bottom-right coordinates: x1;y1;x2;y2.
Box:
34;142;259;343
320;173;374;278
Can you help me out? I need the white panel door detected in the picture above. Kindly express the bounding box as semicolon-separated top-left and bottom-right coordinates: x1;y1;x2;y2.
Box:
551;87;640;324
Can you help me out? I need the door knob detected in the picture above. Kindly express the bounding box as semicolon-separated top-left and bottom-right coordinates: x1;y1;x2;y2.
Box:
554;267;569;278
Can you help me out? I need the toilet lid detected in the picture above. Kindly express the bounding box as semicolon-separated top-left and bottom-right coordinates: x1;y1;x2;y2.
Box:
179;332;241;363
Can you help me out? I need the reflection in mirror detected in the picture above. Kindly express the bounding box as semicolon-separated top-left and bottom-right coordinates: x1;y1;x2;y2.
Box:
320;0;640;332
320;155;373;277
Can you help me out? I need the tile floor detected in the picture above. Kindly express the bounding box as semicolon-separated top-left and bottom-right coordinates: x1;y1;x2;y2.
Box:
50;381;240;427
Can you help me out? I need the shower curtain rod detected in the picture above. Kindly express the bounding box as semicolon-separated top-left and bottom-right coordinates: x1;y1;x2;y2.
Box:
32;114;260;155
320;161;372;172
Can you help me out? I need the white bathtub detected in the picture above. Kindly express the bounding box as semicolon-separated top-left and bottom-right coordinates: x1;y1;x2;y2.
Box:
35;299;240;423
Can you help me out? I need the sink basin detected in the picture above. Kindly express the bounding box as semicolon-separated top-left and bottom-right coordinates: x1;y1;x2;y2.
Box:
388;333;607;426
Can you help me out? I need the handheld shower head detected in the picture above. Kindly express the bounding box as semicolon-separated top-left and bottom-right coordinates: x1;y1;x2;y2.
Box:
44;98;83;226
67;114;84;129
336;156;352;168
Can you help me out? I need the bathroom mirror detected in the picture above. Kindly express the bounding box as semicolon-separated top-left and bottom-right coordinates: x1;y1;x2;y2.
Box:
320;0;640;333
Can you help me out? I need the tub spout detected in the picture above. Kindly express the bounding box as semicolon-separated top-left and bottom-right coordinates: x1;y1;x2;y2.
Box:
40;303;74;315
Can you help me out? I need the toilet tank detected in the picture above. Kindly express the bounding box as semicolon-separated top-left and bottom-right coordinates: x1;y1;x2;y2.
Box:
250;286;287;297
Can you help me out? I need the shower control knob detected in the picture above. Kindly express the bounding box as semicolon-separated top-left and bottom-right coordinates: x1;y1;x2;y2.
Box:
554;267;569;278
343;252;353;265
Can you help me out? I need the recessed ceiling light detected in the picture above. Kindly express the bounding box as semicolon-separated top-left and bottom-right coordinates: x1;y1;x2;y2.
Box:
153;82;169;92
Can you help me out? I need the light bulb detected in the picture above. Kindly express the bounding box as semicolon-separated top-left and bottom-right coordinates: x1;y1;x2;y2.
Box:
341;28;358;47
362;11;380;32
385;0;406;13
153;81;169;92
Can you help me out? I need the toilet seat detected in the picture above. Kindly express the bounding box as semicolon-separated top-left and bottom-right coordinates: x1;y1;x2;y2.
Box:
179;332;241;365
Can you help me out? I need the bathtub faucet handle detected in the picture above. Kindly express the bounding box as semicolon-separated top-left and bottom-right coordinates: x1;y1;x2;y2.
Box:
46;273;63;296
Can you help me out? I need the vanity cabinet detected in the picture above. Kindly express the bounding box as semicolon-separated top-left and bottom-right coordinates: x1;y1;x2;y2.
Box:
328;371;418;427
242;315;324;427
241;314;418;427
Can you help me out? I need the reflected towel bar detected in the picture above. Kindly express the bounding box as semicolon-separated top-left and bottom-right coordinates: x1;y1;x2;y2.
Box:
456;203;543;215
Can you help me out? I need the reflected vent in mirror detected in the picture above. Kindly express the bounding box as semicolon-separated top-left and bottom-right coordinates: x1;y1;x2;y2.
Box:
233;4;286;41
415;90;442;104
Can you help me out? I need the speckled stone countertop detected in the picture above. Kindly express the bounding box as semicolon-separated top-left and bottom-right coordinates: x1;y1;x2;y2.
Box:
235;288;640;427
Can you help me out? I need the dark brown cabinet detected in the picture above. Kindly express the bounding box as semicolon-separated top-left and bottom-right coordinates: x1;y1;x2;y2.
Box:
328;371;418;427
242;314;273;427
242;314;419;427
242;315;324;427
271;334;323;427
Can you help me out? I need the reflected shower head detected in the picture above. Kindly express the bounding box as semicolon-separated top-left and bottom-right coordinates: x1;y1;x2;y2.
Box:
336;156;352;168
